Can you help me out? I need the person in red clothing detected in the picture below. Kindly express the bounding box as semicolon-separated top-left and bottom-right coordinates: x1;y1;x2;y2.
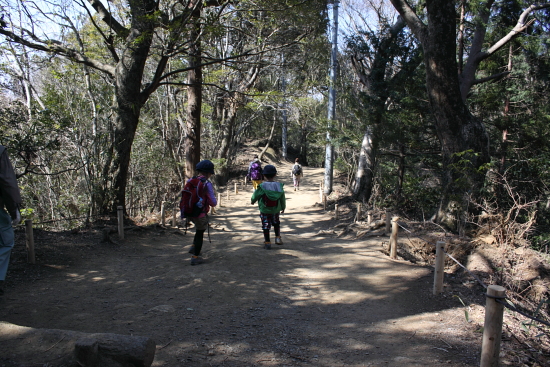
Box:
0;145;22;295
186;160;217;265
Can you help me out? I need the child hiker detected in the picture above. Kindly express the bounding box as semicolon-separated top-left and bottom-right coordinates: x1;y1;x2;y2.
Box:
247;155;264;191
181;160;217;265
251;164;286;250
290;157;303;191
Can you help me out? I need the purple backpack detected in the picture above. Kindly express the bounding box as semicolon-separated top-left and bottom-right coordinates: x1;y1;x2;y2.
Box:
250;162;262;180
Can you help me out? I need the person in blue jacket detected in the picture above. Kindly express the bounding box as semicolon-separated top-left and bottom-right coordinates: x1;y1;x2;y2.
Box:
0;145;22;296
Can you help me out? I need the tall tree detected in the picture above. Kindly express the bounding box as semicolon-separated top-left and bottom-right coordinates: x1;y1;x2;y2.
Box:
324;0;339;195
0;0;326;213
389;0;550;230
345;9;421;203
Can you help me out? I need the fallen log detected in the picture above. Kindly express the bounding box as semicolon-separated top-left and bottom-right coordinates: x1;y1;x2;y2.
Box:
0;321;155;367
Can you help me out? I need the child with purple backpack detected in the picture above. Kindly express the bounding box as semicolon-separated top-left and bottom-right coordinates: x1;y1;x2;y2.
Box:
247;155;264;191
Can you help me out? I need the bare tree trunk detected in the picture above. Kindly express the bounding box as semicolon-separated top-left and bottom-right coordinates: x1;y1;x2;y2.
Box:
324;0;339;196
352;125;375;203
185;4;203;179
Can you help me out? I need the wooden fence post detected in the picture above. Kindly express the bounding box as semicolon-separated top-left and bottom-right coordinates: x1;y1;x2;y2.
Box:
356;203;362;223
218;193;222;207
323;194;327;211
389;216;399;259
367;210;373;225
25;219;35;264
172;207;177;227
480;285;506;367
433;241;446;295
335;204;339;219
234;182;238;194
385;209;391;234
117;206;124;240
160;201;166;226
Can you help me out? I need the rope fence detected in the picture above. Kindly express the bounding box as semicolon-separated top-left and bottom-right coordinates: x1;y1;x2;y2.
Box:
17;187;236;265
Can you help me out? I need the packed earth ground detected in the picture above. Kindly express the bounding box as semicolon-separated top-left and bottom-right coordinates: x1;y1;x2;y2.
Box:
0;156;548;366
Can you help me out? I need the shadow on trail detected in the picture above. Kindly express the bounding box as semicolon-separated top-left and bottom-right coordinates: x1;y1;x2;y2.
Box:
0;165;481;366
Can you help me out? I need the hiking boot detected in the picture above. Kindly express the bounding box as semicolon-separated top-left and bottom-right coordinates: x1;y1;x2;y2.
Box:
275;236;283;245
264;242;272;250
190;256;204;265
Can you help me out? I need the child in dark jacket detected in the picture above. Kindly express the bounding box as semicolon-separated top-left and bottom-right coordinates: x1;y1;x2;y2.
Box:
251;165;286;249
185;160;217;265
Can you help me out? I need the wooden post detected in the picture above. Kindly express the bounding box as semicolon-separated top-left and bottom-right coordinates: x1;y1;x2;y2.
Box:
356;202;362;222
389;216;399;259
117;206;124;240
234;182;238;194
25;219;35;264
335;204;339;219
480;285;506;367
433;241;446;295
160;201;166;226
367;210;373;225
385;209;391;234
218;193;222;207
172;207;177;227
323;194;327;211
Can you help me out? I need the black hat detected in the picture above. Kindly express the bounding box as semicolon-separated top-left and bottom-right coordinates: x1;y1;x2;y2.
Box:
196;160;215;174
262;165;277;175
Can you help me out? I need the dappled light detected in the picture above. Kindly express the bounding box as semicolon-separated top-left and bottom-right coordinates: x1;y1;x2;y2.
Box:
0;164;485;366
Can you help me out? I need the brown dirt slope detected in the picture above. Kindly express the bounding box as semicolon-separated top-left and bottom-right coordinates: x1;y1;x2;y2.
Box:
0;162;527;366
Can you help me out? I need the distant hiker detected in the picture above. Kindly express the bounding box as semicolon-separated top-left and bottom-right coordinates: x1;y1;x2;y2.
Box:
290;157;303;191
247;155;264;191
181;160;217;265
251;165;286;250
0;145;22;295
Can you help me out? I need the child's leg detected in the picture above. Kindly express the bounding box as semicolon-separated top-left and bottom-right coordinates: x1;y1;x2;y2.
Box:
273;213;281;237
193;229;205;256
260;213;272;242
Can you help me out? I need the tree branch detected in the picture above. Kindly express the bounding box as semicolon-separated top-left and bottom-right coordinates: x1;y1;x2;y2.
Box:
85;0;129;39
479;4;550;63
472;71;510;85
388;0;427;42
0;28;116;76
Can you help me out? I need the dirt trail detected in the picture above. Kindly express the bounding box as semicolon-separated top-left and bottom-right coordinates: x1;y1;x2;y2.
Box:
0;164;482;366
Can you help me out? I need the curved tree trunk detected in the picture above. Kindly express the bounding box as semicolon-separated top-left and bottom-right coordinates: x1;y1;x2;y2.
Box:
352;125;375;203
390;0;490;231
109;2;157;213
